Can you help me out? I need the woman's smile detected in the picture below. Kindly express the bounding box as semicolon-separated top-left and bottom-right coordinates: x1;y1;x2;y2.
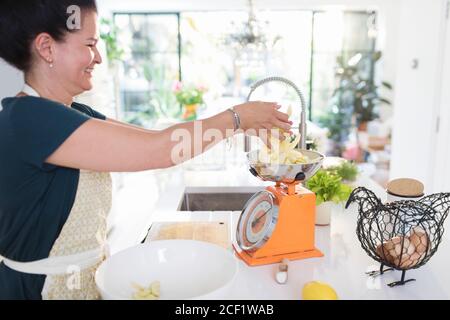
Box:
85;67;94;76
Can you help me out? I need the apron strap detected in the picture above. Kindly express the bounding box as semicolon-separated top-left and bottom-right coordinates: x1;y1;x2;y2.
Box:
0;247;106;276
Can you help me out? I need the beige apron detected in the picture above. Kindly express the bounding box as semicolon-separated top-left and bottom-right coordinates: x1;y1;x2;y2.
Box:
42;170;112;300
0;170;112;300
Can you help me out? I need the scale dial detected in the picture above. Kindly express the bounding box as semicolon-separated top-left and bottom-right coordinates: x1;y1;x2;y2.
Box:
236;191;279;252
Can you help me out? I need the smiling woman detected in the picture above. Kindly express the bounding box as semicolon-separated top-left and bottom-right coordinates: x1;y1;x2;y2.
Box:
0;0;291;300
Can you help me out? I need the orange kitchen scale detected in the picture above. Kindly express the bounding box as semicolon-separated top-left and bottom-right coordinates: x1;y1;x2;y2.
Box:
233;76;325;266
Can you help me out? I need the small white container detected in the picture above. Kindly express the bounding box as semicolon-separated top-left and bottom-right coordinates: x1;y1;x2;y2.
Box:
316;202;333;226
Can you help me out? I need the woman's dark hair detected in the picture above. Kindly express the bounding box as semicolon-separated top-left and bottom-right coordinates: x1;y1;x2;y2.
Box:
0;0;98;72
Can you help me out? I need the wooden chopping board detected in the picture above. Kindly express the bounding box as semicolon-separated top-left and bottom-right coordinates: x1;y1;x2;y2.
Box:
146;222;230;249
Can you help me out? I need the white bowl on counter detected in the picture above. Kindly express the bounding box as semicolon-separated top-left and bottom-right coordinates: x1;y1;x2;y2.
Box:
95;240;238;300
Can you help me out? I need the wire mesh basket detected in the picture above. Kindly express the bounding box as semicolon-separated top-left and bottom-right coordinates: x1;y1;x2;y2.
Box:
345;187;450;287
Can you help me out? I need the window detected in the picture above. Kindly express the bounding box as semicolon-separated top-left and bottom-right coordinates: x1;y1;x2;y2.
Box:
311;11;377;122
113;10;376;127
114;13;181;125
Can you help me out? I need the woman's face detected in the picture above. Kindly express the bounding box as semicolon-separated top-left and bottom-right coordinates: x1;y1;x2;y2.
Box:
52;10;102;96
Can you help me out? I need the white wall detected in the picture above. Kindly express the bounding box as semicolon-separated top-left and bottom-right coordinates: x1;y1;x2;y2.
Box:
433;10;450;193
0;60;23;100
390;0;448;192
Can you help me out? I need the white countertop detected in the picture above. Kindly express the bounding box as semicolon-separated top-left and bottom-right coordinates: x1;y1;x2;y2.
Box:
107;161;450;300
144;213;450;300
254;210;450;300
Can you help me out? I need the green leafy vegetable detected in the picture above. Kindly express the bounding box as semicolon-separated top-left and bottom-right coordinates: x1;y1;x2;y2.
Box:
306;170;353;206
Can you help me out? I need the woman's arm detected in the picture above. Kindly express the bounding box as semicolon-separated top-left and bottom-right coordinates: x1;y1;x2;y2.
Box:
45;102;291;172
106;117;159;134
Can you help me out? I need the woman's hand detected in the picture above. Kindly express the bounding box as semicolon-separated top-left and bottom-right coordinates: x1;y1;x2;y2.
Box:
233;101;293;137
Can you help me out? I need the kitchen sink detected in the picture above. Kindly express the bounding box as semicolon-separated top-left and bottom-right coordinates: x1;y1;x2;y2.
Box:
178;187;264;211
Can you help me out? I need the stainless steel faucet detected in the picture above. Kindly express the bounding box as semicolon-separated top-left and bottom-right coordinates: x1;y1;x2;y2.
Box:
244;76;307;152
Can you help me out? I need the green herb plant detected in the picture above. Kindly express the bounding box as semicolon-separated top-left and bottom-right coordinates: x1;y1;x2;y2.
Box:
306;170;353;206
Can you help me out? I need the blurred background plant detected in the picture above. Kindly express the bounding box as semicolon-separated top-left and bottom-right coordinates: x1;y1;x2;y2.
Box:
100;18;125;65
325;160;359;182
174;82;206;105
319;51;392;156
125;63;181;127
99;18;125;121
173;82;207;120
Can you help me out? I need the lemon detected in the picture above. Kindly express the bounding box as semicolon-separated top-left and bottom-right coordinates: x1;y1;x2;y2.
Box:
302;281;338;300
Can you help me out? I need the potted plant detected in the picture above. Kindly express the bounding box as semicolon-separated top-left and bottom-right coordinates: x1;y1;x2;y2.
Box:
142;63;181;125
318;51;392;156
306;170;353;226
173;82;206;121
100;18;125;120
325;160;359;185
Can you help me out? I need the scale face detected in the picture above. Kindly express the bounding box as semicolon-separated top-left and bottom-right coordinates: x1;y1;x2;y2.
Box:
237;191;279;252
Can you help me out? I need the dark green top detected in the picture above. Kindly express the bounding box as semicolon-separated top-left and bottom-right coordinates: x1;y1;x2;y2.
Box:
0;96;106;299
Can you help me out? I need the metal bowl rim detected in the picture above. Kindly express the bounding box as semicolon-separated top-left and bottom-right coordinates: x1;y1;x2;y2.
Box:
247;149;325;168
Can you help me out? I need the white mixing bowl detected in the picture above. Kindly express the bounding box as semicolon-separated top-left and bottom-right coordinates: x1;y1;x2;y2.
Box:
95;240;238;300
